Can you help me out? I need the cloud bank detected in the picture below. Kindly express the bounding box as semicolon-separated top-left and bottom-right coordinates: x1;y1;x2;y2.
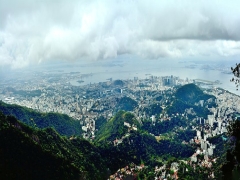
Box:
0;0;240;68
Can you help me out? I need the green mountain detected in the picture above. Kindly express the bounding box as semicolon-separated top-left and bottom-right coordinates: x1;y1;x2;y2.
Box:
143;103;163;116
222;119;240;179
167;84;216;118
175;83;215;104
98;131;194;172
95;111;194;167
96;111;140;142
0;111;108;180
0;101;81;136
115;96;138;112
0;109;194;179
0;107;197;179
113;79;125;86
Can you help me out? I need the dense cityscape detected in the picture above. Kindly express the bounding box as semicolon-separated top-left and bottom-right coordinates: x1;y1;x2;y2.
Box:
1;71;240;179
1;0;240;179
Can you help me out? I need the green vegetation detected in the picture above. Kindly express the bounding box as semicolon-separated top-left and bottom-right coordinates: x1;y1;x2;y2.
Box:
95;111;140;142
208;134;226;157
175;83;215;104
143;103;163;116
97;131;194;173
176;129;196;142
0;112;108;180
231;121;240;164
166;84;215;118
221;119;240;179
95;116;107;131
113;79;124;86
114;96;138;112
0;83;232;179
142;116;188;135
0;101;82;136
167;99;210;118
0;110;194;179
95;111;194;169
155;95;163;101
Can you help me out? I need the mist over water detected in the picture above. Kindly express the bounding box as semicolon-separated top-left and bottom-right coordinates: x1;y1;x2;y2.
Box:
1;56;238;96
76;65;237;95
42;57;240;96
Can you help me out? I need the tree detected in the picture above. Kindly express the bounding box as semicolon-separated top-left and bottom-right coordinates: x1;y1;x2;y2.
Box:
230;63;240;90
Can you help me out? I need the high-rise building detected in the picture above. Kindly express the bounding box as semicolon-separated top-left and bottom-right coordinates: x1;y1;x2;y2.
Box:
197;130;201;139
191;154;197;162
161;76;176;86
201;140;208;150
204;134;208;141
201;139;204;149
151;115;156;123
204;154;209;161
208;147;213;156
208;115;215;126
218;121;222;129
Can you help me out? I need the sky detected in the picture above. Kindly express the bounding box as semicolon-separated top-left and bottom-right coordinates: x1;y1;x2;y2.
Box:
0;0;240;69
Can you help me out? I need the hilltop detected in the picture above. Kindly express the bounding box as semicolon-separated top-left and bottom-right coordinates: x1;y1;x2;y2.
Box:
114;96;138;112
175;83;216;105
95;111;140;142
95;111;194;167
166;84;216;118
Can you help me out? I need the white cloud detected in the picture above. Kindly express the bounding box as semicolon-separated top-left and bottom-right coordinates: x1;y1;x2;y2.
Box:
0;0;240;68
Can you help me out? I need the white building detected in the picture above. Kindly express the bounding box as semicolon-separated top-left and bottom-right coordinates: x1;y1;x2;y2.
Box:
208;115;215;126
191;154;197;162
208;147;213;156
82;126;88;132
201;140;208;150
151;115;156;123
197;130;201;139
124;122;131;128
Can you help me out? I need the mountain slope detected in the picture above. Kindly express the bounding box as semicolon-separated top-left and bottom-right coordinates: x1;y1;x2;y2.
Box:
115;96;138;112
96;111;140;142
167;84;216;118
0;108;196;179
0;111;108;180
0;101;81;136
175;83;215;104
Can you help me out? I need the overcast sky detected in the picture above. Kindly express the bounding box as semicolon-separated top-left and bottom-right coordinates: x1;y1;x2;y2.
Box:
0;0;240;69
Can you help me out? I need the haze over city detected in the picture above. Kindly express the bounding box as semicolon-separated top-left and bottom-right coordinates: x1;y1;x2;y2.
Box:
1;1;240;179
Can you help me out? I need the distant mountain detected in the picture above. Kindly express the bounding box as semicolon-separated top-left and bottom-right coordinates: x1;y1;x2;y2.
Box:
175;83;215;105
113;79;125;86
0;101;82;136
143;103;163;116
167;84;216;118
115;96;138;112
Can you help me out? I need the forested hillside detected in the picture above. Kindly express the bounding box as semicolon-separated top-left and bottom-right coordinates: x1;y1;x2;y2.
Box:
0;101;81;136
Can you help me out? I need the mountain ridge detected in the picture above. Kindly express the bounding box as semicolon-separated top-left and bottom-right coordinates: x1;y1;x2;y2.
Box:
0;101;82;136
